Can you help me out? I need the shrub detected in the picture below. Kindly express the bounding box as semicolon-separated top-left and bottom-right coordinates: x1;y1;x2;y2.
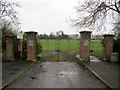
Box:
113;34;120;62
37;39;42;55
2;33;42;60
12;35;27;60
22;35;27;60
21;35;42;60
13;37;20;60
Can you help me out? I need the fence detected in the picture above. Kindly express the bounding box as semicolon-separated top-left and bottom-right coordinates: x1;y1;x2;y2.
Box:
39;35;104;60
40;39;80;54
39;36;80;61
90;35;104;60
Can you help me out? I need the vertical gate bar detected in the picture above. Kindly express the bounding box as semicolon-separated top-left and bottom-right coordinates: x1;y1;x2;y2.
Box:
54;39;55;52
97;39;99;56
66;39;67;51
70;39;71;51
96;39;98;56
44;39;46;53
95;38;96;54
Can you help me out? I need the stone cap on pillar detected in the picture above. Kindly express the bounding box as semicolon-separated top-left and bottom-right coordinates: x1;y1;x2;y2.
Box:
25;31;37;35
79;31;92;34
103;34;115;37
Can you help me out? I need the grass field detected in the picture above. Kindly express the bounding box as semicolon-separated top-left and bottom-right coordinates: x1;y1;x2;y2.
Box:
39;39;104;59
91;40;104;59
40;39;80;53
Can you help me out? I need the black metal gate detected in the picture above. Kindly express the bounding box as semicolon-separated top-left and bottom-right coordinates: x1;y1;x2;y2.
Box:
90;35;104;60
39;33;80;62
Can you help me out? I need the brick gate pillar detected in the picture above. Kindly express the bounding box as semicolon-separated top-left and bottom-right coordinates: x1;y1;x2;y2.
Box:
6;36;15;60
25;31;37;61
103;34;114;61
79;31;92;61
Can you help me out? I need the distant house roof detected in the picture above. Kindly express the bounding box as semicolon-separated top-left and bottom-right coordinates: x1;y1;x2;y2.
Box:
68;34;80;39
91;35;103;39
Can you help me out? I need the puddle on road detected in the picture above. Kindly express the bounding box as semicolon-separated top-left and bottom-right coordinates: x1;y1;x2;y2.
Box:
13;68;19;71
52;52;58;54
30;76;37;80
90;56;101;62
58;71;79;77
76;54;101;62
9;72;15;75
38;63;47;72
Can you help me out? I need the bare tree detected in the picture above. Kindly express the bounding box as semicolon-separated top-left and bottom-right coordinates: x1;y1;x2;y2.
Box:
70;0;120;32
0;0;21;53
0;0;21;27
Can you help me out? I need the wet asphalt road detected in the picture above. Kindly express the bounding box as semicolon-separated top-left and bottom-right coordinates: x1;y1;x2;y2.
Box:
83;61;119;88
7;62;106;88
2;61;32;88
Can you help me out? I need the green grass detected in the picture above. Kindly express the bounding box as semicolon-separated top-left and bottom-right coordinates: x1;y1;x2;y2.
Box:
91;40;104;59
40;39;80;54
39;39;104;59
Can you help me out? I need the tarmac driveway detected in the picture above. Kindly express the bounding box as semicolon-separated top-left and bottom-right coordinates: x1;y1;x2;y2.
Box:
2;61;32;88
7;62;106;88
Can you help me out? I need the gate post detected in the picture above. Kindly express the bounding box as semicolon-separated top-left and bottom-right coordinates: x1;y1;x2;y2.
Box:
6;36;15;60
79;31;92;61
103;34;114;61
25;31;37;61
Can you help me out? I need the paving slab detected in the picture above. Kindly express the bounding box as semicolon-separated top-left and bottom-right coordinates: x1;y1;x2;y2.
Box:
2;61;32;88
7;62;106;88
83;58;119;89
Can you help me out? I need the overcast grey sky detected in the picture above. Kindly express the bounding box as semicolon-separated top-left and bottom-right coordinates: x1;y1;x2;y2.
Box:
11;0;81;35
10;0;114;35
